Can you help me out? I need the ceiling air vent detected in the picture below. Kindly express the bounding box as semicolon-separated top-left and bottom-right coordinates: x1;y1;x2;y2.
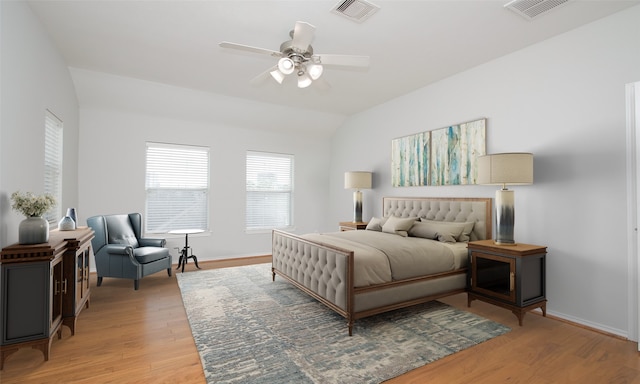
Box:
331;0;380;23
504;0;571;20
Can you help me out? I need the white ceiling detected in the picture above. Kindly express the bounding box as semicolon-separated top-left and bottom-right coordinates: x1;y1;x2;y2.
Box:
27;0;639;117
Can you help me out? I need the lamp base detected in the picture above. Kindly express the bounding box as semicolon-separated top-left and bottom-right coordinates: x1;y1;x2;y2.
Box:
353;190;363;223
495;189;515;245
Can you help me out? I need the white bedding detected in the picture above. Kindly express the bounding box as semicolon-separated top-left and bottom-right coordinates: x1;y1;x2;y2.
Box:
301;230;468;288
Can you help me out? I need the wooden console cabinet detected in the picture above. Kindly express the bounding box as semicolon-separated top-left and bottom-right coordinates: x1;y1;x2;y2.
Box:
467;239;547;326
0;226;94;369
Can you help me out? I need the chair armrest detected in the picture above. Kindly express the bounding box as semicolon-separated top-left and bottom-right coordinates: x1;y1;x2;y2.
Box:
138;238;166;247
103;244;134;256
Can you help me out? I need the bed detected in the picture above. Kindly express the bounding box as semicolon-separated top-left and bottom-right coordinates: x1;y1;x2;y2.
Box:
271;196;492;335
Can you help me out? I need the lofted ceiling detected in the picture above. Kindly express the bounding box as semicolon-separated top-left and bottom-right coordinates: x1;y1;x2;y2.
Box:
27;0;639;118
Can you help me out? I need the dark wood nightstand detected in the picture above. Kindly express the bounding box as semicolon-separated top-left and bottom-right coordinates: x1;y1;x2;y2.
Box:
338;221;368;231
467;239;547;326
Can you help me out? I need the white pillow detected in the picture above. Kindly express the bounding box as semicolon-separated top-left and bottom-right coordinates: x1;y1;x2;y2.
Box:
458;221;476;242
365;217;388;231
381;216;416;237
410;219;473;243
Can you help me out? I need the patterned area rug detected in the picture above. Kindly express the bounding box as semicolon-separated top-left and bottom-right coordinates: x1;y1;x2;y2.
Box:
177;263;510;384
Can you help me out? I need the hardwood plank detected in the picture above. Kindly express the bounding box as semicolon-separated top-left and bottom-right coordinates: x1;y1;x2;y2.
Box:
2;254;639;383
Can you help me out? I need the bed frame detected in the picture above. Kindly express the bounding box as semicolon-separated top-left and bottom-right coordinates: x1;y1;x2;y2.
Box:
271;196;492;335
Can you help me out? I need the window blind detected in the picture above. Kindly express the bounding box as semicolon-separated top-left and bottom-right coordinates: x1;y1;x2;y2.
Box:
246;151;294;230
145;142;209;233
44;110;63;224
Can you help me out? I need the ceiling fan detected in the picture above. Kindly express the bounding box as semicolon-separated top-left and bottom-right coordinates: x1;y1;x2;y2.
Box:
219;21;370;89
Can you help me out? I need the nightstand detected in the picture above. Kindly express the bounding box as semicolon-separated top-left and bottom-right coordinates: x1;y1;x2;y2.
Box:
338;221;368;231
467;239;547;326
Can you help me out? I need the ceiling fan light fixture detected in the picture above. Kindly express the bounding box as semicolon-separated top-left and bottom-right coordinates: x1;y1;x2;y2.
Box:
308;63;324;80
270;69;285;84
277;57;295;75
297;73;312;88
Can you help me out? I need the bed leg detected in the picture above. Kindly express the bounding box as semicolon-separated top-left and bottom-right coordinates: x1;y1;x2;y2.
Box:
348;321;354;336
271;268;275;282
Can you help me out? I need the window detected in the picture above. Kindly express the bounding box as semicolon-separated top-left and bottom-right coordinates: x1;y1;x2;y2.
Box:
145;142;209;233
44;110;63;224
246;151;294;231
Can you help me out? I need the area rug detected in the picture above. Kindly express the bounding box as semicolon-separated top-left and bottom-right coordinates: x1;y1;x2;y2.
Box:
177;263;510;384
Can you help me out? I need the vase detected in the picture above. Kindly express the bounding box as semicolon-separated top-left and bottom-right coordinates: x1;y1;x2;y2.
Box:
19;216;50;245
66;208;77;226
58;215;76;231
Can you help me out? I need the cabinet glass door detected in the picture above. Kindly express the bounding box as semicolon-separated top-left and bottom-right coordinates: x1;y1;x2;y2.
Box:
52;258;64;331
471;251;516;303
76;253;83;304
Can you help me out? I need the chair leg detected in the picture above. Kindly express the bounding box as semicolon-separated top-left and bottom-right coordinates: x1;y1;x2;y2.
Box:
97;276;103;286
167;267;172;277
134;280;139;290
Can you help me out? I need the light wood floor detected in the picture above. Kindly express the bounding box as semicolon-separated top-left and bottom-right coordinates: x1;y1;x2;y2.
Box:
2;256;640;383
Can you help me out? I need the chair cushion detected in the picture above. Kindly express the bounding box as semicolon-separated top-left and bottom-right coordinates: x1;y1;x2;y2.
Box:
105;215;139;248
134;246;170;264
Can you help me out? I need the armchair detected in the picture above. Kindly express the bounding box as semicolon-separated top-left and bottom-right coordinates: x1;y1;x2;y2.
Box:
87;213;172;290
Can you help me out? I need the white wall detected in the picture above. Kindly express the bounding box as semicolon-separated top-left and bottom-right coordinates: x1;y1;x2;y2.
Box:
329;5;640;337
0;1;79;247
74;69;333;261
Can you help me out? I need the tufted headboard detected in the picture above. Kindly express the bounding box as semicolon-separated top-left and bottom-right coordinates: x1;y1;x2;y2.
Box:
383;197;492;241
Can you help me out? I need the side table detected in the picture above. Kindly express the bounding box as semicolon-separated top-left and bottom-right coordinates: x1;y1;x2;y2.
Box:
338;221;368;231
169;229;204;273
467;239;547;326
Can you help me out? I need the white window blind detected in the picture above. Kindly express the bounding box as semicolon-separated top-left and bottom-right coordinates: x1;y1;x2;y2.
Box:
246;151;294;231
145;142;209;233
44;110;63;224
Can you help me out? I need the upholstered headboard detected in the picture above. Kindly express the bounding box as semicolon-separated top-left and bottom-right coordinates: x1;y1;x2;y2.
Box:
382;197;492;241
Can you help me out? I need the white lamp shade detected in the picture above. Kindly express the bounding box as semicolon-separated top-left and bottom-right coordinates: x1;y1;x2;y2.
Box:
277;57;295;75
477;153;533;186
344;171;372;189
269;69;285;84
308;63;323;80
297;73;312;88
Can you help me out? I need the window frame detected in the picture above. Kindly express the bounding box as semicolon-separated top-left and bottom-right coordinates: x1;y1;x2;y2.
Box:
44;110;63;225
245;150;294;233
145;142;210;234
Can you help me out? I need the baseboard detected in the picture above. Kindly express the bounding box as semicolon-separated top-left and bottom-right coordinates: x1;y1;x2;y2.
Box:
541;308;629;341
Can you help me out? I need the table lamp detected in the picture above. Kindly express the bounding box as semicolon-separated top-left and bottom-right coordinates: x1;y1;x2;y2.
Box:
477;153;533;245
344;171;372;223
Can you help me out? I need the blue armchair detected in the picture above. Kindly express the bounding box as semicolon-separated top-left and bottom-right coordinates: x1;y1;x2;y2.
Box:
87;213;172;290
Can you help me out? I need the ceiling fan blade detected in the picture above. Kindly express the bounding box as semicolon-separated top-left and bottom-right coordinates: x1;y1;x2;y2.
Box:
219;41;282;58
313;76;331;91
291;21;316;52
314;54;370;67
250;66;278;86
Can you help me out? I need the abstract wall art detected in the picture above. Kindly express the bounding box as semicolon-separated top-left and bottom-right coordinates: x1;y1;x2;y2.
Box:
391;118;486;187
391;131;430;187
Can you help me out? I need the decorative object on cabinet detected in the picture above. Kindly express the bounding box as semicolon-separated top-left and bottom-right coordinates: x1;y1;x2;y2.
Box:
467;239;546;326
391;118;486;187
17;216;50;244
0;227;94;370
87;213;172;290
344;171;372;223
58;215;76;230
477;152;533;245
66;208;77;225
338;221;368;231
10;191;56;245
